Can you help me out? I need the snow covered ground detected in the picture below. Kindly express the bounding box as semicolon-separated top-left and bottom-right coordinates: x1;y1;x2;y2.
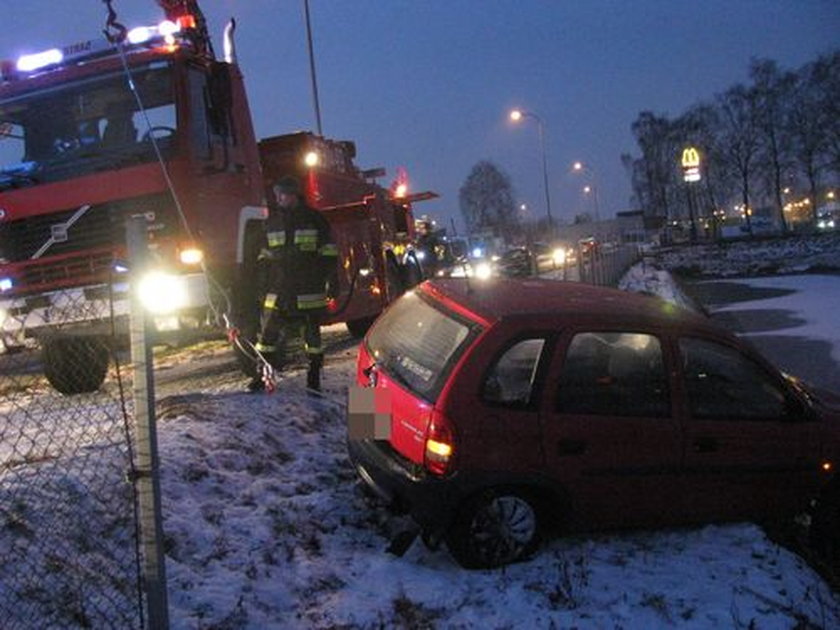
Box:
655;231;840;278
157;336;840;630
150;237;840;629
5;234;840;629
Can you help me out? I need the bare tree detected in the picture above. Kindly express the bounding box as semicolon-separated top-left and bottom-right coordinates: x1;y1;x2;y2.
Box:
751;58;796;232
806;51;840;180
458;160;518;242
629;112;674;220
716;84;762;234
789;61;831;224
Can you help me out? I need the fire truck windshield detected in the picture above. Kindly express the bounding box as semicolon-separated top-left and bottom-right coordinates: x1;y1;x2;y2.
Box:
0;62;175;189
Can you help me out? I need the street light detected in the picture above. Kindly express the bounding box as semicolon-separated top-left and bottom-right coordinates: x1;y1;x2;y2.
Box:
510;108;553;232
572;161;600;221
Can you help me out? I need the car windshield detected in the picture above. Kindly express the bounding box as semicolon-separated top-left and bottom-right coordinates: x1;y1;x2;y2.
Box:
365;290;479;400
0;61;175;189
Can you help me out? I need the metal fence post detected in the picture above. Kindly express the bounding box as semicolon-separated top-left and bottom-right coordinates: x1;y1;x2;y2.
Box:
126;217;170;630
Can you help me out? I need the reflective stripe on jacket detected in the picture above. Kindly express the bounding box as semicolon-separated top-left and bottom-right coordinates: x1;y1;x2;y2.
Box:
260;200;337;314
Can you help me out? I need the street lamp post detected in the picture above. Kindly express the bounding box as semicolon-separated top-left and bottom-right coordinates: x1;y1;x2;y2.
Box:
303;0;323;135
572;161;600;221
510;109;553;233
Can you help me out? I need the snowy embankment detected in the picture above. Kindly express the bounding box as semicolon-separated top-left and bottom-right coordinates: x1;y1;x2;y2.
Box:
618;258;700;312
655;231;840;278
158;373;840;630
152;247;840;629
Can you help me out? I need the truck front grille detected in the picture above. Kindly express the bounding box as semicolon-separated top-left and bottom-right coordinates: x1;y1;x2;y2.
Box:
0;193;177;296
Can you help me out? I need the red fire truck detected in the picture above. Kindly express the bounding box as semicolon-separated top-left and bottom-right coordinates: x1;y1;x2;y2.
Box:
0;2;430;393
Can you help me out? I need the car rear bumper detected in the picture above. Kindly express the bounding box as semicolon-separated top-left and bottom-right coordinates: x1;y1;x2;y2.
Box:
347;437;460;533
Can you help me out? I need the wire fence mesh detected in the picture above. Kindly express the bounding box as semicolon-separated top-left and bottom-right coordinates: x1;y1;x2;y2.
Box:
577;243;641;287
0;287;144;629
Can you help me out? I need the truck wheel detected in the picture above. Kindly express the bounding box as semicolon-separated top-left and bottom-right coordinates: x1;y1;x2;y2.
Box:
446;490;541;569
42;336;109;395
346;316;376;338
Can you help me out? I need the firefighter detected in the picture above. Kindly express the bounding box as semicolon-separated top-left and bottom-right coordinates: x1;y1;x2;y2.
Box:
249;175;339;392
415;217;442;276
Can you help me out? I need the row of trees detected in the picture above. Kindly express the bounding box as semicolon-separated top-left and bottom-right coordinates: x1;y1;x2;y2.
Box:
623;50;839;234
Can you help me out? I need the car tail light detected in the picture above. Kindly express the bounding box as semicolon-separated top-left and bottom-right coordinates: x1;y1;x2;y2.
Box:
424;410;456;476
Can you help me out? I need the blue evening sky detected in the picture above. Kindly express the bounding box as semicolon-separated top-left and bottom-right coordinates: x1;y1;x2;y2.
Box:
7;1;839;233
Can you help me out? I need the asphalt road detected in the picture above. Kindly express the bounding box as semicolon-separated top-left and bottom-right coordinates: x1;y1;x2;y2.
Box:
683;275;840;393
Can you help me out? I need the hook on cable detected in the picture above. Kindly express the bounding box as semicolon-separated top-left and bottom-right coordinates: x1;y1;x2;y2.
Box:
102;0;128;44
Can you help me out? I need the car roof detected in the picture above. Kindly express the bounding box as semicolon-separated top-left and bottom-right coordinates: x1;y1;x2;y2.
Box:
421;277;713;331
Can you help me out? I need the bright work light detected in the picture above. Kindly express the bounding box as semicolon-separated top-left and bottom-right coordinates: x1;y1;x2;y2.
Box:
137;271;187;314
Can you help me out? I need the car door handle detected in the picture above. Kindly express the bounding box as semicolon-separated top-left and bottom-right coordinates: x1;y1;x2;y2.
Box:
693;437;718;453
556;439;587;456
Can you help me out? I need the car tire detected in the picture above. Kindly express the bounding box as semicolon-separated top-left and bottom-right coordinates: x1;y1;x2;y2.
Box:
42;336;109;395
446;490;541;569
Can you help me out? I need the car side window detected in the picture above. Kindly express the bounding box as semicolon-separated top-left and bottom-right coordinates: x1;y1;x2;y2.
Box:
555;332;670;417
679;337;786;420
481;338;546;408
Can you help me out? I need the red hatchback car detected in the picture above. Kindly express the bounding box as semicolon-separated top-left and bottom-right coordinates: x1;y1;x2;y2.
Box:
347;278;840;569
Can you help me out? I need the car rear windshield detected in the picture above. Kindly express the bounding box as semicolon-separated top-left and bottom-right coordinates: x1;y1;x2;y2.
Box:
365;291;480;401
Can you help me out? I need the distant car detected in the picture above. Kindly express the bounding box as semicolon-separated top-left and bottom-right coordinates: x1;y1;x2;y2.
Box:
347;278;840;569
817;213;836;231
496;246;536;277
532;242;573;273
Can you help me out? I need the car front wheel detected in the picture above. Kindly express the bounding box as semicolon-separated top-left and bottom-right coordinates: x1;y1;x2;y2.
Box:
446;490;541;569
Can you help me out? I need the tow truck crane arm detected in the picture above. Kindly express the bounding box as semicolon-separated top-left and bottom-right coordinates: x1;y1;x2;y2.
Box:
156;0;214;58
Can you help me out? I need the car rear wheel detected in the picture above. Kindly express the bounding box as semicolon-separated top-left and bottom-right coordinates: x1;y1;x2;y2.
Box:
446;490;541;569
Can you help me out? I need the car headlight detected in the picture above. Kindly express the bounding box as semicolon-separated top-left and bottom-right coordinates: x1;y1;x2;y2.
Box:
137;271;188;314
179;247;204;265
474;262;493;280
552;248;566;265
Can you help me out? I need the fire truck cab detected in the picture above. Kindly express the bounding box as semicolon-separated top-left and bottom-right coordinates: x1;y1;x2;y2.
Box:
0;7;429;393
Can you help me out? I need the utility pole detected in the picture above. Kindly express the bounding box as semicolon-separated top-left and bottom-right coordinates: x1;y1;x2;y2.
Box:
303;0;323;135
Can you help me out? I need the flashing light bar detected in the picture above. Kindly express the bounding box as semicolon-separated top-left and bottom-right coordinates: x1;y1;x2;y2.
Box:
128;20;181;46
7;18;190;81
16;48;63;72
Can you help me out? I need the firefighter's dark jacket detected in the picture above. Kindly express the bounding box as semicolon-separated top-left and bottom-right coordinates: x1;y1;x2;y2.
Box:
258;200;339;313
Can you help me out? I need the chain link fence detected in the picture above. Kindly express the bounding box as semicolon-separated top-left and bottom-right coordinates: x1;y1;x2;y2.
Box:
576;243;641;287
1;282;146;627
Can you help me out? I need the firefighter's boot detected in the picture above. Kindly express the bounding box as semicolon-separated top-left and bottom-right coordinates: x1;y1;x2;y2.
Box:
307;354;323;392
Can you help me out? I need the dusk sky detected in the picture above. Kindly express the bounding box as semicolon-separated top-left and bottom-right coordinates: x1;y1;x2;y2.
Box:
8;1;840;233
